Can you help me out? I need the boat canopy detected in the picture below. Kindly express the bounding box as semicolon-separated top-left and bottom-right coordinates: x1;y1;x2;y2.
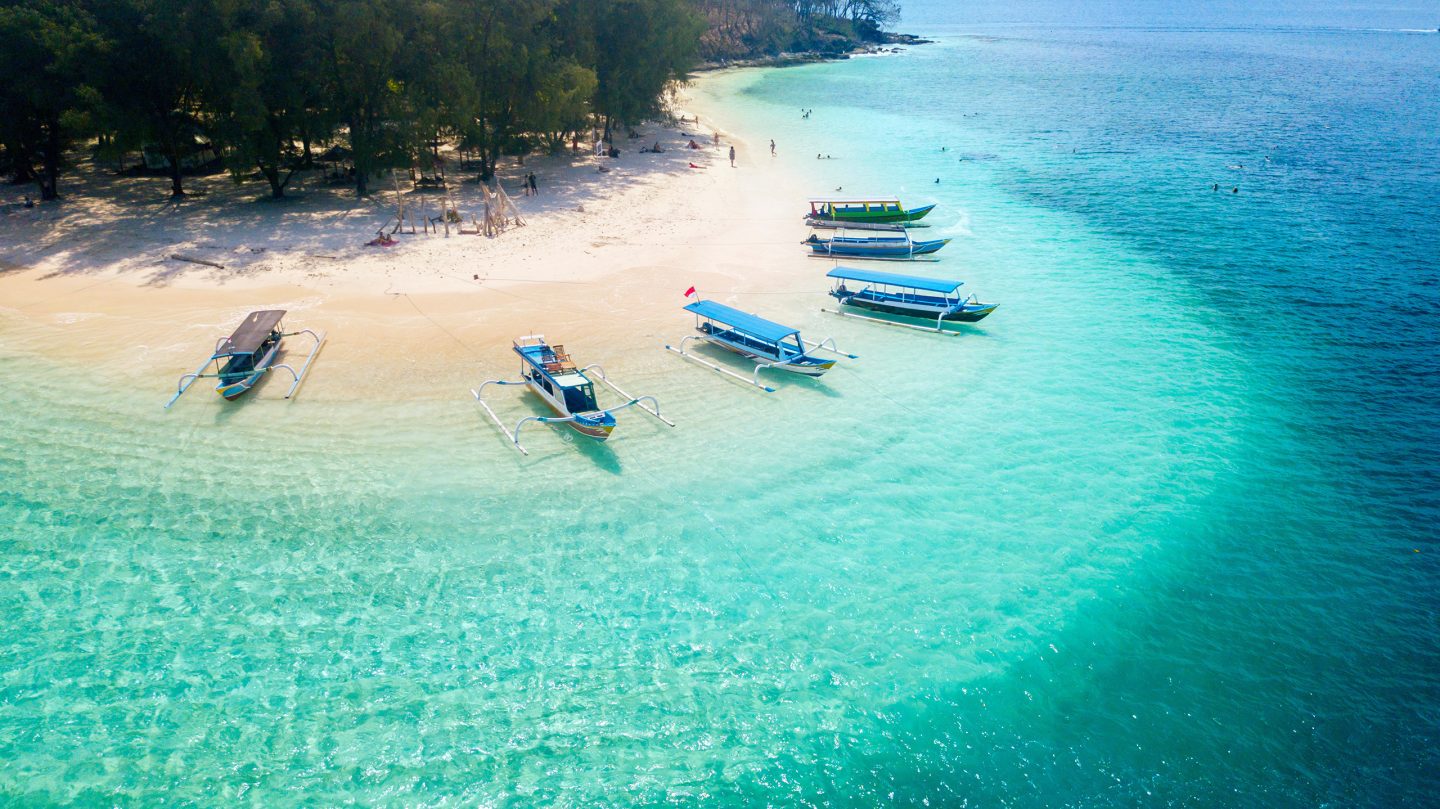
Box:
826;267;963;294
809;197;901;206
684;300;800;344
216;310;286;356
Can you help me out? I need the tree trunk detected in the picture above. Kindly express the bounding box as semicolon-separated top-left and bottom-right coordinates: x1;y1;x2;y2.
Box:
261;164;288;199
169;162;186;197
348;115;372;198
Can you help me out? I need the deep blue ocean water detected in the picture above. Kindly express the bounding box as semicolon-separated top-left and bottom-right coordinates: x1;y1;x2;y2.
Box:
3;1;1439;805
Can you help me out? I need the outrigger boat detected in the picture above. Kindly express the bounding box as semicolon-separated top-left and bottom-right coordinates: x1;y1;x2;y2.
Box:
805;218;925;232
473;335;673;455
165;310;325;408
822;266;998;332
664;299;855;392
804;229;951;260
805;198;935;226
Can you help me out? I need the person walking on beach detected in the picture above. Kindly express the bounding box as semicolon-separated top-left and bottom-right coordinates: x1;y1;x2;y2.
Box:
729;145;736;167
770;139;776;156
529;173;538;196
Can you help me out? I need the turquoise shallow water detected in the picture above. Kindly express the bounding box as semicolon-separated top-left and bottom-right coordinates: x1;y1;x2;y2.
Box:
4;3;1439;805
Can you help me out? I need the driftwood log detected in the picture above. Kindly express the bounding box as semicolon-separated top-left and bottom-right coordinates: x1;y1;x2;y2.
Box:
168;253;225;269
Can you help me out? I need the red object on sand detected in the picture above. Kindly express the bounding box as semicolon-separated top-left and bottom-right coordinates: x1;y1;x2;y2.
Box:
689;162;701;169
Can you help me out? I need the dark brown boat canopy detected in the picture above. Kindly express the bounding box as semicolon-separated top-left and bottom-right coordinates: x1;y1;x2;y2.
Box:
217;309;286;356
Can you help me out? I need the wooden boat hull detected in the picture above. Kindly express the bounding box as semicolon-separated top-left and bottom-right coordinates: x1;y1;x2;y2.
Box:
834;291;998;323
215;342;280;400
805;218;925;231
697;332;835;377
808;237;950;259
813;203;936;224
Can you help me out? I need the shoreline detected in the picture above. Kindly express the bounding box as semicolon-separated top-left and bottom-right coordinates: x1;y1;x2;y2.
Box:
0;79;819;392
694;32;932;71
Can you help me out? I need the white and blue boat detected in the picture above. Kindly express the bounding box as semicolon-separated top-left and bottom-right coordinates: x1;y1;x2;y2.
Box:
804;230;951;260
664;299;855;391
473;335;673;455
165;310;325;408
823;266;998;331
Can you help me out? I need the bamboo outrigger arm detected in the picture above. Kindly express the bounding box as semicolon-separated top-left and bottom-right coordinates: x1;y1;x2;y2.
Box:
473;379;531;452
279;329;326;399
579;364;676;427
165;357;217;409
819;307;961;335
800;336;858;358
663;336;777;393
472;378;672;455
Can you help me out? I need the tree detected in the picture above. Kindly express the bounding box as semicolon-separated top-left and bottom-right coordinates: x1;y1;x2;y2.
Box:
0;2;101;200
212;0;330;199
89;0;225;198
524;61;599;154
843;0;899;37
560;0;703;139
441;0;558;182
314;0;417;197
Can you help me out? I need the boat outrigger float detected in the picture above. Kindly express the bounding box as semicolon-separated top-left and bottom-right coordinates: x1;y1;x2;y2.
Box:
473;335;673;455
664;299;855;391
821;266;998;332
165;310;325;408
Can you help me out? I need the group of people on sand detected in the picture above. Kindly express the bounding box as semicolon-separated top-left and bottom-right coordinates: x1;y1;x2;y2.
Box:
522;172;539;196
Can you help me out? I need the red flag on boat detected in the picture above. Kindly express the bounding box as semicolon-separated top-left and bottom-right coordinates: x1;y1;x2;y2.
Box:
683;286;696;298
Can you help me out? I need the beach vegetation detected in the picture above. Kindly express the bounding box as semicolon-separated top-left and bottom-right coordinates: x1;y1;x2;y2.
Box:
0;0;704;200
696;0;902;62
0;1;104;200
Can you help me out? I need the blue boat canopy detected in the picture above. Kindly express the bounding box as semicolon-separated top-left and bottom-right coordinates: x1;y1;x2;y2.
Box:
684;300;800;344
826;266;963;294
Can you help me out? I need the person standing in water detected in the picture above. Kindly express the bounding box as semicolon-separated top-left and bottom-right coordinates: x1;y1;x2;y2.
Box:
770;139;776;156
729;145;736;167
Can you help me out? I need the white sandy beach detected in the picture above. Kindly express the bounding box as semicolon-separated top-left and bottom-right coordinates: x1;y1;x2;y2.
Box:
0;86;818;400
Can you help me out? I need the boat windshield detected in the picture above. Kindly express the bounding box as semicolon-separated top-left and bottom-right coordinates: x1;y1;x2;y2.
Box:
563;383;598;413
